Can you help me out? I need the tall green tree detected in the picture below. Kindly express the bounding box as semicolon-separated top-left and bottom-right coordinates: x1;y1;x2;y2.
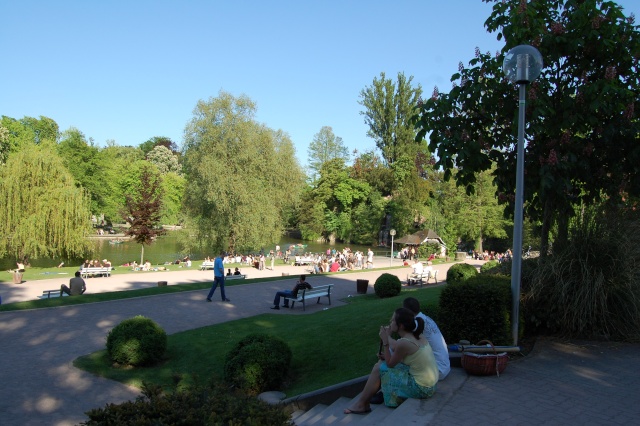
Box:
57;128;108;215
182;91;304;253
122;163;166;265
146;145;182;175
359;72;423;166
442;168;510;252
0;143;91;260
415;0;640;254
307;126;349;181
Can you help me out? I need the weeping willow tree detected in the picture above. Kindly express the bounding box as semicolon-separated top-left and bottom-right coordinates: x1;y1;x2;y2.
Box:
182;91;304;254
0;143;92;260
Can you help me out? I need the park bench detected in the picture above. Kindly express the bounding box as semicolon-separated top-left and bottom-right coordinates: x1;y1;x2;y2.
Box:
225;274;246;281
283;284;333;311
293;256;314;266
80;266;112;278
407;270;438;286
200;261;215;270
41;289;68;299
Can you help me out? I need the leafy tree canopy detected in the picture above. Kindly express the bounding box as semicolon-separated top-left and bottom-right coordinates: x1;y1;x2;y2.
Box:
0;142;91;259
415;0;640;252
307;126;350;182
359;72;423;166
182;90;304;253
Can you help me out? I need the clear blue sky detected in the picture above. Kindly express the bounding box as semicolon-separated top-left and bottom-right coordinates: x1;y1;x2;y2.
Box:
2;0;639;166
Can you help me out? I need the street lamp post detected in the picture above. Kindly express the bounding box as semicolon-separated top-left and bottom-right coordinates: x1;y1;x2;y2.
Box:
502;45;543;346
389;229;396;267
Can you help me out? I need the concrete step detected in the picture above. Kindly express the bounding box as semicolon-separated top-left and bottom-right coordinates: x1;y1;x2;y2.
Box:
291;367;469;425
293;403;328;425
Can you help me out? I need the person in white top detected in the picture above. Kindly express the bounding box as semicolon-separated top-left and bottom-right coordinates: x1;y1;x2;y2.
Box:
367;248;374;269
411;259;424;275
404;297;450;380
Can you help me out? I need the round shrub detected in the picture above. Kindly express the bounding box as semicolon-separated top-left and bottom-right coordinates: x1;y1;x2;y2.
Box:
224;333;292;396
446;263;478;285
106;315;167;367
374;273;402;298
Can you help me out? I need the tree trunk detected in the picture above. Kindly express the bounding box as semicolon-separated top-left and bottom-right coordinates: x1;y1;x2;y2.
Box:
140;244;145;266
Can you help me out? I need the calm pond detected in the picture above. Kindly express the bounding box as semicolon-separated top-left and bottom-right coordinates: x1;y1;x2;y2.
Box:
1;233;389;270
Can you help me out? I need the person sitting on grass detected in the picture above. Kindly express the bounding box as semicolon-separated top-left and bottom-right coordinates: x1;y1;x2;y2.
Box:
270;275;312;310
60;271;86;297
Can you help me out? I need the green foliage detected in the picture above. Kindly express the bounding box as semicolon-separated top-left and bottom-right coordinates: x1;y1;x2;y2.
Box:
438;275;512;345
374;273;402;298
446;263;478;285
358;71;422;166
417;242;440;259
146;145;182;175
415;0;640;253
160;172;186;225
224;333;292;396
182;91;304;254
0;143;92;259
522;207;640;340
480;260;500;274
307;126;349;182
106;316;167;367
81;380;293;426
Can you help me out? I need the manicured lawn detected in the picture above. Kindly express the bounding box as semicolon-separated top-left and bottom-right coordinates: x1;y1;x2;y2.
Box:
74;286;443;397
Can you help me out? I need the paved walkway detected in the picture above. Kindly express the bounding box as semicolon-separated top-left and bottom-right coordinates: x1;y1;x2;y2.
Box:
1;258;639;425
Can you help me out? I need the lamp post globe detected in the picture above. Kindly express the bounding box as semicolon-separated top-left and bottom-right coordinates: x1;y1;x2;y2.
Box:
503;45;543;84
503;44;542;346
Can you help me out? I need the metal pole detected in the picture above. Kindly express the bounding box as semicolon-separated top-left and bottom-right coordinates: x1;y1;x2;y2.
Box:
390;234;394;267
510;83;527;346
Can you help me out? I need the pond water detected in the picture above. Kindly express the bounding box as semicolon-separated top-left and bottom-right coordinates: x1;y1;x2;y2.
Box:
1;233;390;270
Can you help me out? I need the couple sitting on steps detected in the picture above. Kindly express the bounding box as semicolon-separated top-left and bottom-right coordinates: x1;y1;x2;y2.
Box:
344;297;450;414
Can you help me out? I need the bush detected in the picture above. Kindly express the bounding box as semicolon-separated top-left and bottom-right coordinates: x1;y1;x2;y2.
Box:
522;208;640;340
106;315;167;366
81;381;293;425
446;263;478;285
480;260;500;274
374;273;402;298
438;275;512;345
224;333;292;396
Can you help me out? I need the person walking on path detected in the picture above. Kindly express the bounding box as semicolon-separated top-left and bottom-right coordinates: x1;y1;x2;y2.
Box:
206;251;231;302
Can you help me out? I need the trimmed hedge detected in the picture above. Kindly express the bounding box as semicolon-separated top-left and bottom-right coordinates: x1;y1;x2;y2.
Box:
106;315;167;367
446;263;478;285
224;333;292;396
81;381;292;425
374;273;402;298
480;260;500;274
438;275;512;345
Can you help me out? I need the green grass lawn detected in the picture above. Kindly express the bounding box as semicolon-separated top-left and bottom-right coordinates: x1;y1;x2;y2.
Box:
74;286;444;398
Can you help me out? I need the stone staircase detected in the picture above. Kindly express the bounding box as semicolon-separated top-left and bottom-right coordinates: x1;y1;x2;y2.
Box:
285;367;468;425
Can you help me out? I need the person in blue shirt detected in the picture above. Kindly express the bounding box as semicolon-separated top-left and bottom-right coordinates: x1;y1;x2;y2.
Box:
206;251;231;302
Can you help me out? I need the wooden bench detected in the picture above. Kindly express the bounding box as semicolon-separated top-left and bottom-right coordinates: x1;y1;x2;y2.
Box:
225;274;246;281
200;261;215;270
41;289;68;299
80;266;112;278
284;284;333;311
